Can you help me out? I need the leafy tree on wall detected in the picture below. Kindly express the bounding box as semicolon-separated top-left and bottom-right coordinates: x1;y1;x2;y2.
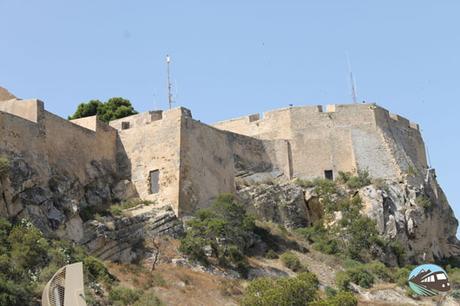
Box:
68;97;137;122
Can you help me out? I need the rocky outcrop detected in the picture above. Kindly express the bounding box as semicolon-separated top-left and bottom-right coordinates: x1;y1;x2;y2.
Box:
0;152;134;236
80;206;183;263
359;173;460;263
238;182;311;229
237;175;460;264
0;150;184;263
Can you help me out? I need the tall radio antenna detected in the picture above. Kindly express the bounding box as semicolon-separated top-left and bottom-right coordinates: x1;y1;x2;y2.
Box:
346;53;358;104
166;54;173;109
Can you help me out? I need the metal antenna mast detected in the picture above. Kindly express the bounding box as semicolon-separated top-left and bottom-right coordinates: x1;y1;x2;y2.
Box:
166;55;173;109
346;53;358;104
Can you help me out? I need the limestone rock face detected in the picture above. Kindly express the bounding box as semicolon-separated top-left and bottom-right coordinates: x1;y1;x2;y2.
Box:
238;182;314;229
0;153;132;236
359;177;460;262
80;206;183;263
0;149;182;263
237;175;460;264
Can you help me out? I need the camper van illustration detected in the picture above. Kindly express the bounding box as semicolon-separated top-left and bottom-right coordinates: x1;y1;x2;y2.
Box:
408;264;450;296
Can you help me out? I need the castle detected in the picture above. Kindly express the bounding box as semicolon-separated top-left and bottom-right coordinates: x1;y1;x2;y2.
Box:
0;87;429;217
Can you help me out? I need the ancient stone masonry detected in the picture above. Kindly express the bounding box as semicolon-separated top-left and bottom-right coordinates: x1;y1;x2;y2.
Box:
213;103;427;185
0;87;458;263
0;88;437;218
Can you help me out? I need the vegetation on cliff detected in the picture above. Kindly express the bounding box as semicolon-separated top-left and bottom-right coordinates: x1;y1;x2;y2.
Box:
0;217;162;306
241;272;320;306
68;97;137;122
294;180;384;262
179;193;255;276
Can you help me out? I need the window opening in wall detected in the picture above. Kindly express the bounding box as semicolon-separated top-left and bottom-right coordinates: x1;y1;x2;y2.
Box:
324;170;333;180
121;122;130;130
149;170;160;194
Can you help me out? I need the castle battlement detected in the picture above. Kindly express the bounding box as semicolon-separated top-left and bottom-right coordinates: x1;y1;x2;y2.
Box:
110;107;192;131
0;88;429;216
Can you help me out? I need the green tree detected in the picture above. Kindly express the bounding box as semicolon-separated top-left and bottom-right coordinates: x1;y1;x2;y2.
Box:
69;100;103;119
69;97;137;122
179;194;255;274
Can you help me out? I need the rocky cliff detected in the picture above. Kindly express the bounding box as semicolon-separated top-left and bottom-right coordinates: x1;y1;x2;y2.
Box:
236;172;460;265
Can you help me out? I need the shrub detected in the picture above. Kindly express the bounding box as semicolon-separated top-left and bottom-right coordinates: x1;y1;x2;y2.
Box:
395;267;411;287
295;222;327;243
324;286;337;297
342;214;380;261
314;178;337;197
8;220;50;270
241;272;319;306
179;194;255;270
415;195;432;210
337;171;352;184
0;217;118;305
347;266;374;288
313;237;339;255
337;170;371;189
366;261;393;282
335;271;351;291
0;156;9;178
346;170;371;189
265;250;279;259
310;291;358;306
294;178;316;188
109;286;142;305
336;265;375;290
280;251;303;272
178;236;208;264
388;240;406;265
81;256;113;284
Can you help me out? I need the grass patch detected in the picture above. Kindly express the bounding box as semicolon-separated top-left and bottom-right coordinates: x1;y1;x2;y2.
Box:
109;198;155;216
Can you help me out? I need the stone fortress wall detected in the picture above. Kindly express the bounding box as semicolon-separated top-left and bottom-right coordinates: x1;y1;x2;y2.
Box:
0;95;117;186
0;86;429;217
110;107;290;216
213;103;428;184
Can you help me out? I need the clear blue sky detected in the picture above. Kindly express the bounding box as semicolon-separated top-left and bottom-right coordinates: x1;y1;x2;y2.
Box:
1;1;459;237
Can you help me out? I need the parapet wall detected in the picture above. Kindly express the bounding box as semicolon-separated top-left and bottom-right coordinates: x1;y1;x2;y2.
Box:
110;110;165;130
45;112;117;182
213;103;427;181
0;98;44;123
0;99;118;184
